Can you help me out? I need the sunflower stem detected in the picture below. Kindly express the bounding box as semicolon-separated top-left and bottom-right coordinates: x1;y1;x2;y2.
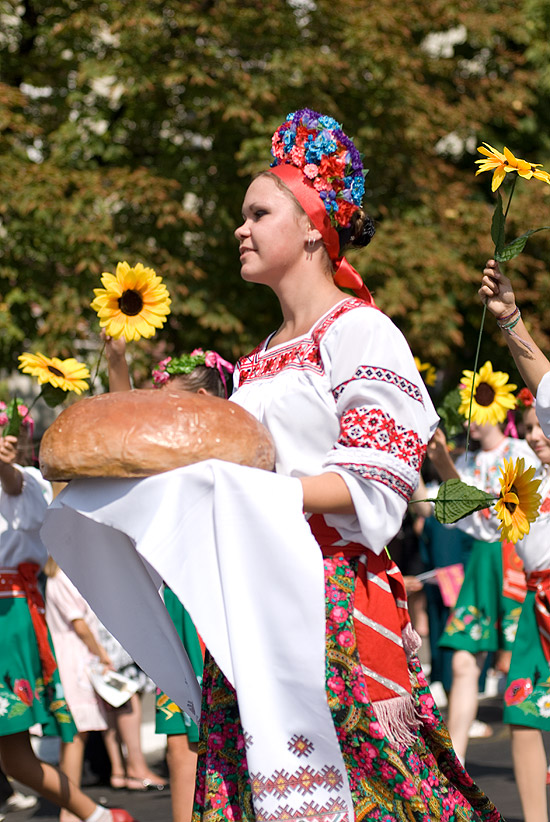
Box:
465;177;517;462
90;341;106;394
464;302;488;461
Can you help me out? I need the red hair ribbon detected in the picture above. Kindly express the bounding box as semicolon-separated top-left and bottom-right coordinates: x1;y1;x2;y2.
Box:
269;164;375;306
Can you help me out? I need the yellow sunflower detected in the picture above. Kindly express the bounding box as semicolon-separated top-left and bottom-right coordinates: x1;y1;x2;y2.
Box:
458;360;517;426
91;261;171;342
475;143;550;191
414;356;436;387
495;457;541;543
18;353;90;394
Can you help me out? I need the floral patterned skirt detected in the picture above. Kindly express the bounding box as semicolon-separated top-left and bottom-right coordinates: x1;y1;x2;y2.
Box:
439;540;521;654
502;590;550;729
192;555;502;822
0;597;76;740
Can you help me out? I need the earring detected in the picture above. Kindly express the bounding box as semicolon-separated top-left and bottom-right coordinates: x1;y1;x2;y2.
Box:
307;237;315;250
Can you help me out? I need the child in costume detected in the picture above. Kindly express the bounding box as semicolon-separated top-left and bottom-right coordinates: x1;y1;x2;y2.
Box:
0;421;136;822
45;558;112;822
105;338;233;822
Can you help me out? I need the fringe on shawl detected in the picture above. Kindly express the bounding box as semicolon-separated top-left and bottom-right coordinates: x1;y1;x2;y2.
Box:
371;623;423;748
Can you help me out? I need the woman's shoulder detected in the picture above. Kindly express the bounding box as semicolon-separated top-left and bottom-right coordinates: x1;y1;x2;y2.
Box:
317;297;407;348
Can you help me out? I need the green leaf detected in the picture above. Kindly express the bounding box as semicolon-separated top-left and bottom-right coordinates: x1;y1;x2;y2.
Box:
495;227;550;262
491;191;506;254
434;479;495;524
3;398;22;437
40;384;69;408
436;388;464;440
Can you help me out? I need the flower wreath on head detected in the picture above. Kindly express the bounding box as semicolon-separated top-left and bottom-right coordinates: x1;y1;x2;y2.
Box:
152;349;234;396
268;108;375;305
271;109;366;229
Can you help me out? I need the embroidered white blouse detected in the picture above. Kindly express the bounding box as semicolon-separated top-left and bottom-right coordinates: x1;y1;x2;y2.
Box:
231;298;439;554
0;465;53;568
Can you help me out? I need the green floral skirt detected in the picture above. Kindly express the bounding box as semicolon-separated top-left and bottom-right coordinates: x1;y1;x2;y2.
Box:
502;590;550;729
0;597;75;740
192;555;502;822
440;540;521;654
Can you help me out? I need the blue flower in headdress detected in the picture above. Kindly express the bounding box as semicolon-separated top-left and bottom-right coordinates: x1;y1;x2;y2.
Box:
351;176;365;204
282;129;296;151
320;190;339;216
318;115;341;131
304;135;325;164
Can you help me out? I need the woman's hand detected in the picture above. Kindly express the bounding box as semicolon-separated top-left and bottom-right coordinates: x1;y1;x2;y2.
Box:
0;437;23;496
102;330;127;363
479;259;517;319
0;435;18;466
101;330;132;391
427;428;459;482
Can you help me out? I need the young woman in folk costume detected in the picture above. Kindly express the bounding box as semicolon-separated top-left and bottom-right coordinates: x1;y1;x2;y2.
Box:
189;109;502;822
105;338;233;822
0;418;136;822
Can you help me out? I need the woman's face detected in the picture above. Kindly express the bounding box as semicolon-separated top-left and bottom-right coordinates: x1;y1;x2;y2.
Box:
524;406;550;465
234;175;309;286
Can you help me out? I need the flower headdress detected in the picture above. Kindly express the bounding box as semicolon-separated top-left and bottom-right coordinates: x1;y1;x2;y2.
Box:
152;349;234;397
269;109;374;304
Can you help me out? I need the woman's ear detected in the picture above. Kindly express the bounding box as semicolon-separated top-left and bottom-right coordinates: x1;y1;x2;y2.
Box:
307;226;323;244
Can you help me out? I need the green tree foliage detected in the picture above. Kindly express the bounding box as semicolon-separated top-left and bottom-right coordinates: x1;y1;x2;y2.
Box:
1;0;550;385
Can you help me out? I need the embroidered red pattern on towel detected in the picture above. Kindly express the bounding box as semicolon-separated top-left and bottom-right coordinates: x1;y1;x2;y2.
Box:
332;366;425;407
237;299;368;385
338;407;427;473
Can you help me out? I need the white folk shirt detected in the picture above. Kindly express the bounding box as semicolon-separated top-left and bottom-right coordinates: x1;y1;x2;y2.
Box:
231;298;439;554
0;465;53;568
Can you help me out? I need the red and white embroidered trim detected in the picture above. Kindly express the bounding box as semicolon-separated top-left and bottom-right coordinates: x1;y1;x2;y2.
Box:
338;406;427;472
332;365;425;406
237;299;367;385
338;462;414;502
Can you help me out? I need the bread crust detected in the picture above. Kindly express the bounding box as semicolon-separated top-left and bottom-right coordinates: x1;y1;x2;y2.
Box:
39;389;275;479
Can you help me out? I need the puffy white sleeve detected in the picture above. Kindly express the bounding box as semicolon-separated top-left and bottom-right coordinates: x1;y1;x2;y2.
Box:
536;371;550;438
0;466;53;531
321;307;439;553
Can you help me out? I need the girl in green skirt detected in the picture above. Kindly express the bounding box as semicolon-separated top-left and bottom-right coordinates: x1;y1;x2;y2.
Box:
0;427;137;822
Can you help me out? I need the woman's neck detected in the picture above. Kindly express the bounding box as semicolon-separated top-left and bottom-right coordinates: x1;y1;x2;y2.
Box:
268;280;348;347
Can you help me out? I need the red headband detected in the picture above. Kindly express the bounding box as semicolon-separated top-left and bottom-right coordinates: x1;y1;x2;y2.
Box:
269;164;375;306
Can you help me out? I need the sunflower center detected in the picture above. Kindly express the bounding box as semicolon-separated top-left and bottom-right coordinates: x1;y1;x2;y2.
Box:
504;484;518;514
475;382;495;407
118;289;143;316
47;365;65;378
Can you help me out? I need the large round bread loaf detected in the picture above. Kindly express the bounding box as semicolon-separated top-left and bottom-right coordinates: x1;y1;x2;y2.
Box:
39;389;275;479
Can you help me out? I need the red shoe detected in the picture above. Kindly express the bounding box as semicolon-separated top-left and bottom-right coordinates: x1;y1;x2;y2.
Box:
110;810;140;822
